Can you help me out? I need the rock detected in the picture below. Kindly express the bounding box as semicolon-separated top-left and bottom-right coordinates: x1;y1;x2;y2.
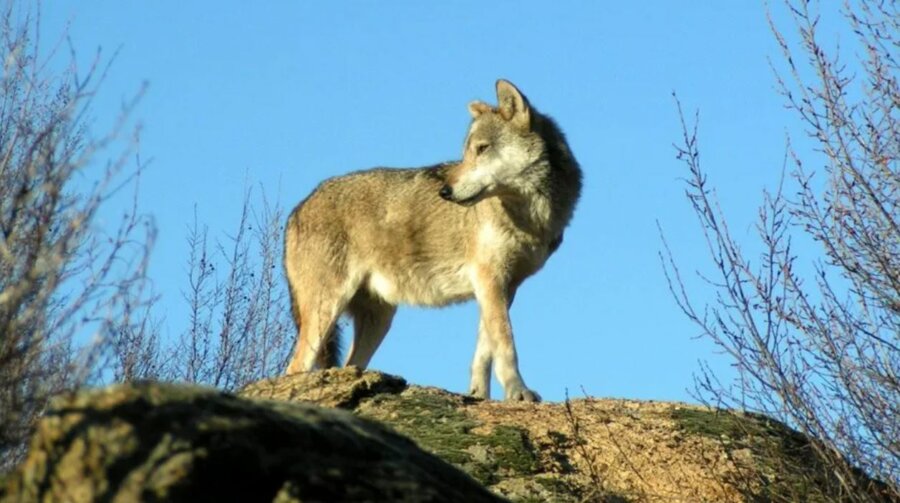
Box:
240;368;890;502
0;381;504;503
1;368;889;502
242;366;407;409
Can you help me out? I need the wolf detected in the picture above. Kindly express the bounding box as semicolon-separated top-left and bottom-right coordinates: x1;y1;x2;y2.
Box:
283;80;582;402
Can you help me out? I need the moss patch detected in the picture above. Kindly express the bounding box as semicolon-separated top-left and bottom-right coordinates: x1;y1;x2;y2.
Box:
358;389;540;487
672;407;758;442
670;408;880;502
672;407;813;458
483;425;538;476
361;389;478;466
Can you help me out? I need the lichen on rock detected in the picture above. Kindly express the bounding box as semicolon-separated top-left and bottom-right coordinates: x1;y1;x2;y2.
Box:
0;380;503;503
1;368;887;503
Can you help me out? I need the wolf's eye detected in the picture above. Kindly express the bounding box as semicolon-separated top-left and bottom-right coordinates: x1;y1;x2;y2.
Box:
475;143;490;156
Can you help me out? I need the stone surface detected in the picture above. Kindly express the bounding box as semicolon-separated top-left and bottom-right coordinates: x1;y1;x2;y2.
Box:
242;366;407;409
0;381;503;503
1;368;888;502
239;368;888;502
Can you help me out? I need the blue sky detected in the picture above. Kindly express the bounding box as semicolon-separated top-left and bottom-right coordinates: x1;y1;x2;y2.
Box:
37;2;840;402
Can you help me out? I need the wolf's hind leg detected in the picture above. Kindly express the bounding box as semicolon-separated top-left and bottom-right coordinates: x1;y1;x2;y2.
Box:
285;291;353;374
344;290;396;369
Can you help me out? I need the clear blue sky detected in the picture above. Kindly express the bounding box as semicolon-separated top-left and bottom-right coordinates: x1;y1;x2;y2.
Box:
38;2;840;402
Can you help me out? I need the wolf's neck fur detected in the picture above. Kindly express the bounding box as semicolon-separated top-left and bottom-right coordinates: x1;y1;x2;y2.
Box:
500;164;580;242
501;114;582;242
499;179;555;239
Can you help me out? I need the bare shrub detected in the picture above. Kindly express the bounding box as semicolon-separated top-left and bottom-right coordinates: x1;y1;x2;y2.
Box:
562;391;609;501
1;0;307;472
164;188;294;391
661;1;898;500
0;2;153;468
101;187;293;391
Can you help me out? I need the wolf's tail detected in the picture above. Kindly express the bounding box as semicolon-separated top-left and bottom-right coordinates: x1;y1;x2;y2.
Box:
321;324;342;368
289;293;342;368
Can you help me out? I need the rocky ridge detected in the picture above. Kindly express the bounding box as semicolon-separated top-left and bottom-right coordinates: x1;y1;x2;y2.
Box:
1;367;884;502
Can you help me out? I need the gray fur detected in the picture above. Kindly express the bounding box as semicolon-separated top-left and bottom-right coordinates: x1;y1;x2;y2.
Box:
283;80;582;402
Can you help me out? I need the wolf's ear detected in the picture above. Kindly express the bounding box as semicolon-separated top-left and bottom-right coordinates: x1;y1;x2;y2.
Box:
496;79;530;128
468;101;492;118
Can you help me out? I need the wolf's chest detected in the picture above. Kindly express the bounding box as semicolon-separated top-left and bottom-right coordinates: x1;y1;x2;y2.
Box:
364;261;473;307
475;222;549;279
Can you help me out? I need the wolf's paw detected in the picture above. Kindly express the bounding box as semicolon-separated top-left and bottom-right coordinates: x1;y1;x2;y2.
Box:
469;385;489;400
504;385;541;403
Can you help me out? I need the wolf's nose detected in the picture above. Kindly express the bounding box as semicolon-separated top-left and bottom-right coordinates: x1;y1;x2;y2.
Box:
439;185;453;200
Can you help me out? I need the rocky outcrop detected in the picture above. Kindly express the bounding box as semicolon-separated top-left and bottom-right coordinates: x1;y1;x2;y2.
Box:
243;368;886;502
1;368;887;502
0;380;502;503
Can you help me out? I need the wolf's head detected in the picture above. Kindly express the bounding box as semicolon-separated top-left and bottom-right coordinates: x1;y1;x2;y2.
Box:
439;80;551;206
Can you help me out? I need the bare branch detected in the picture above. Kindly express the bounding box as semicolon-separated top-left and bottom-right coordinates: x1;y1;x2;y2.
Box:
663;2;899;498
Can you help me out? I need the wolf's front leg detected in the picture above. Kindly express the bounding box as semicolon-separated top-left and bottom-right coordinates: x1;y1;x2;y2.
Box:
472;269;540;403
469;320;492;399
493;335;540;402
